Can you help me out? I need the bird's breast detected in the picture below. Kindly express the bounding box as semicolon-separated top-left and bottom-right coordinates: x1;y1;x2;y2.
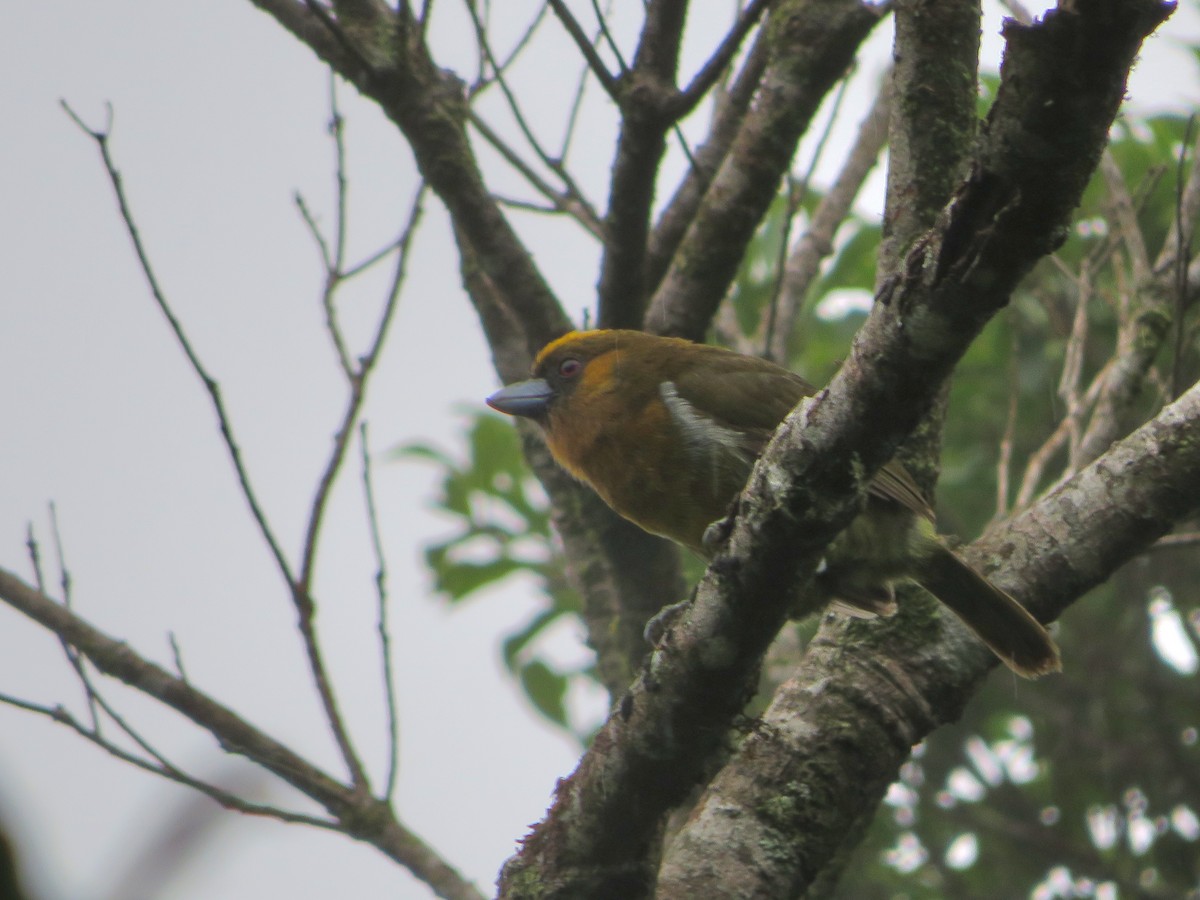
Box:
545;383;755;554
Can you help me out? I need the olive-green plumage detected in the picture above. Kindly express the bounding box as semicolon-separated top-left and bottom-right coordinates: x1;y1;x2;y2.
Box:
488;329;1060;678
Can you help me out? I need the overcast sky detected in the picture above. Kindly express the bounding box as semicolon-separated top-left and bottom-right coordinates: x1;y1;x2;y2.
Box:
2;3;1197;899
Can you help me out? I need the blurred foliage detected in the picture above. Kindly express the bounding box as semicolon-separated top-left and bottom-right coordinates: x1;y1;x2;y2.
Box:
392;412;592;738
411;108;1200;895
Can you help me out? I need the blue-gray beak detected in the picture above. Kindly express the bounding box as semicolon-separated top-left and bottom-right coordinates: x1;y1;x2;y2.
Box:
486;378;555;419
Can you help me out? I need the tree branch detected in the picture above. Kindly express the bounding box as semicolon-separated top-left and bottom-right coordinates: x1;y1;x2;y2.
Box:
497;3;1171;895
763;73;891;362
252;0;571;368
547;0;621;100
0;568;484;900
657;378;1200;895
595;0;689;328
645;0;884;341
644;32;768;298
670;0;771;119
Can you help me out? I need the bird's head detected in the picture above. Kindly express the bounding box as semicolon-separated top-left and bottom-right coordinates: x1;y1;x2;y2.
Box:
486;329;687;424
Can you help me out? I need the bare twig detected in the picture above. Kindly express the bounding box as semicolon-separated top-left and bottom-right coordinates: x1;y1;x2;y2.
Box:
296;192;336;271
1057;260;1093;469
995;320;1021;519
761;69;853;362
588;0;629;75
47;503;107;730
302;0;382;79
547;0;620;99
644;0;883;340
168;632;190;683
360;422;401;799
0;690;339;829
1173;115;1197;398
645;32;768;299
766;72;892;362
558;28;595;163
0;565;485;900
1014;365;1107;508
319;76;357;377
462;3;601;232
466;0;549;96
464;3;559;169
671;0;770;118
466;111;603;235
1071;123;1200;467
296;183;425;790
61;101;297;589
1101;148;1151;283
1152;530;1200;549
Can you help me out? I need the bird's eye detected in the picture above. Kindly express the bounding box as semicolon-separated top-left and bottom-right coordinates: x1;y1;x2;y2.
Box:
559;357;582;379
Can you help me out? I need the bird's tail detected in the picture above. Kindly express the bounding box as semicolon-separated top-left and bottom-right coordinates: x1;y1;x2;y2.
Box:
915;546;1061;678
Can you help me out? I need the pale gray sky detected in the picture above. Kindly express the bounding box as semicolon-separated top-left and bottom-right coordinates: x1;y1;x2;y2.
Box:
2;3;1196;899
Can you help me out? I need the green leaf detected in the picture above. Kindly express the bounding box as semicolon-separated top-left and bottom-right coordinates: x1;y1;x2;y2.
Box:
518;660;569;729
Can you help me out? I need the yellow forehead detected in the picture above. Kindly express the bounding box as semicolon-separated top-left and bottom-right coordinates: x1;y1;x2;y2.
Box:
533;329;623;369
534;331;587;366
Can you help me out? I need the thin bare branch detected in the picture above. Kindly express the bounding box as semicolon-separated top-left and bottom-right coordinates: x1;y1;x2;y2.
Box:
317;77;357;377
558;32;594;163
1173;114;1198;398
360;421;401;799
1073;124;1200;465
464;2;568;179
296;186;425;790
1058;261;1093;469
467;1;550;96
995;322;1021;519
296;191;336;271
645;32;768;297
761;69;854;362
0;566;484;900
671;0;770;118
0;690;340;829
766;72;892;362
302;0;383;78
27;518;103;732
547;0;620;99
61;101;298;588
1101;148;1152;283
467;110;603;236
595;0;692;328
589;0;629;75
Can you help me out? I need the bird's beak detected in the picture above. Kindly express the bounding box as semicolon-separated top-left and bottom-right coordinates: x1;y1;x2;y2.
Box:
486;378;554;419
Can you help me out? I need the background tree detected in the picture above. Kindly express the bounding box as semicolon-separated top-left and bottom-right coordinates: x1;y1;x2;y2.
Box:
2;1;1199;899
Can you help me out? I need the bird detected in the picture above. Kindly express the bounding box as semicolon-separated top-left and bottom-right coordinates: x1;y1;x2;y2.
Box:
487;328;1061;678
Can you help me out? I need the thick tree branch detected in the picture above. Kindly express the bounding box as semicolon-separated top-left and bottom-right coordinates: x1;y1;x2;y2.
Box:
595;0;689;328
876;0;979;285
877;0;980;498
656;380;1200;897
645;33;769;298
497;3;1170;896
645;0;884;341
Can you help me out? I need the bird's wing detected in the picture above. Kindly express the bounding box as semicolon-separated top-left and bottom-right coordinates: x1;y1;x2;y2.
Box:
672;356;934;522
671;361;812;453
